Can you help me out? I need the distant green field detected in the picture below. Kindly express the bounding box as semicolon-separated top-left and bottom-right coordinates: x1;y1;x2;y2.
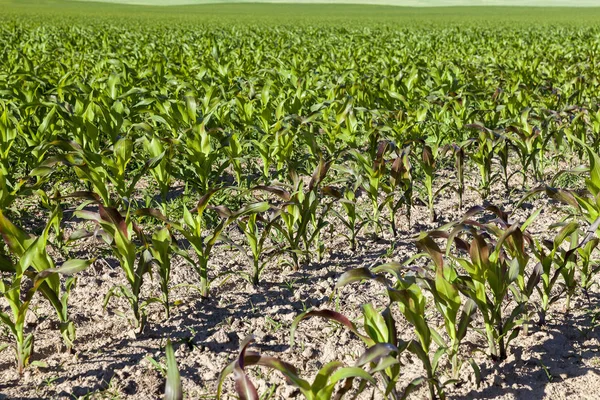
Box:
3;0;600;26
69;0;600;6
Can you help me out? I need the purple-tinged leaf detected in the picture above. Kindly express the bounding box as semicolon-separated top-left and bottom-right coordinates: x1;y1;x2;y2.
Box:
416;234;444;269
135;208;169;222
291;309;370;346
309;158;332;191
99;205;128;239
191;188;220;214
252;186;292;202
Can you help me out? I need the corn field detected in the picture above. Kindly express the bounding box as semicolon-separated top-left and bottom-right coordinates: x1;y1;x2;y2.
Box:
2;2;600;400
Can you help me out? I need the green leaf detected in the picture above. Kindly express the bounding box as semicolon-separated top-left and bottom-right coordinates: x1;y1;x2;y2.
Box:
355;343;398;367
311;361;343;391
327;366;375;386
469;234;489;270
457;299;477;341
336;267;376;288
252;185;292;201
35;259;92;282
432;346;446;372
30;360;48;369
231;202;270;219
193;188;220;214
402;377;425;399
469;359;482;387
362;303;389;344
0;210;32;257
508;257;520;283
165;340;182;400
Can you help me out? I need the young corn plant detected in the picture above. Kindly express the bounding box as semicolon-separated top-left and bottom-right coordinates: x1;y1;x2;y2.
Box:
415;235;478;381
555;137;600;231
494;134;513;192
291;305;415;399
350;141;392;236
464;124;500;199
505;108;548;184
382;145;413;235
236;211;280;286
521;137;600;235
223;132;245;187
149;227;174;319
74;201;152;332
164;340;183;400
532;219;600;324
271;127;296;177
440;207;539;361
532;222;576;325
471;207;541;335
254;158;332;270
330;262;473;399
251;134;274;181
140;191;269;298
442;143;466;210
554;231;582;315
35;138;158;207
218;335;397;400
0;209;92;374
414;142;449;223
577;235;600;302
143;135;176;216
387;280;443;399
169;191;221;299
179;123;228;192
0;104;23;211
37;190;66;250
328;186;365;251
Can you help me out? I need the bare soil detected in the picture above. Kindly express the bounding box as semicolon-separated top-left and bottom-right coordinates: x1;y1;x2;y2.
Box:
1;164;599;400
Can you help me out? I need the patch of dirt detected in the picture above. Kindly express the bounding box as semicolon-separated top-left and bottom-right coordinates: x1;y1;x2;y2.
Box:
1;163;600;400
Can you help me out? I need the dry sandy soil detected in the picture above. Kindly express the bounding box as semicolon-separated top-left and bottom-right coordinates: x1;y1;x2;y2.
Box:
1;163;600;400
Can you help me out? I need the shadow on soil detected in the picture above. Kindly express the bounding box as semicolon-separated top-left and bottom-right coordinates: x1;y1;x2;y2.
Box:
454;299;600;400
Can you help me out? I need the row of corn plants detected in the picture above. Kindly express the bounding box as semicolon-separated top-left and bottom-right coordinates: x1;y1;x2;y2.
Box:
2;17;600;400
216;158;600;399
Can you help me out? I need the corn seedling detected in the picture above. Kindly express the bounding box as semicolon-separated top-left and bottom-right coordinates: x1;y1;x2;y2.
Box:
143;135;177;216
74;199;151;332
326;186;364;251
416;234;478;382
414;141;449;223
442;143;466;210
149;227;175;318
0;209;92;374
464;124;500;199
139;192;269;298
532;219;600;324
382;145;413;235
236;212;280;286
350;141;393;236
329;259;473;399
439;207;537;361
218;335;391;400
254;158;332;270
291;306;414;399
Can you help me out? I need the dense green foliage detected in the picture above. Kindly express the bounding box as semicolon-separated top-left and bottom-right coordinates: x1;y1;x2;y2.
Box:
2;1;600;398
